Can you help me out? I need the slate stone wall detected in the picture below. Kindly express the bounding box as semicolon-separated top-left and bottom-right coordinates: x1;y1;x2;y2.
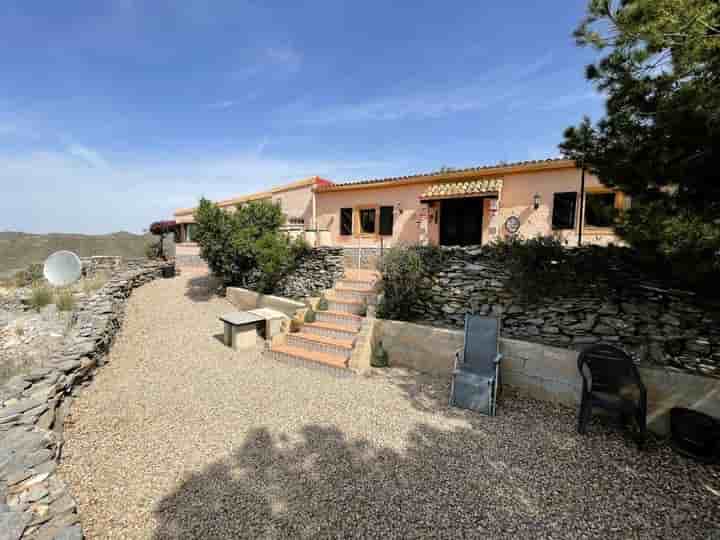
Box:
0;260;173;540
272;247;344;299
406;246;720;378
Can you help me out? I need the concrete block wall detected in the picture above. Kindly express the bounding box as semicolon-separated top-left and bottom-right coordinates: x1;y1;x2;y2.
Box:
375;319;720;435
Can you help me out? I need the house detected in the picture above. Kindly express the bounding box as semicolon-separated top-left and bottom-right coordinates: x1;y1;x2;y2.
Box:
173;176;332;269
172;158;626;270
312;158;626;261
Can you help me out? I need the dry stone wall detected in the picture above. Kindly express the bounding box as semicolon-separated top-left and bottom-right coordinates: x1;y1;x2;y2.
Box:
0;260;173;540
271;247;345;299
409;246;720;378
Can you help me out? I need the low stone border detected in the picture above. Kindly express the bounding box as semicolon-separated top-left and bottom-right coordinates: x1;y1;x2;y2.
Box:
0;260;173;540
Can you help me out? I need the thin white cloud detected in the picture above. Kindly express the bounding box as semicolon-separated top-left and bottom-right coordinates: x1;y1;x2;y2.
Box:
207;100;238;110
541;91;601;111
288;53;555;125
230;45;303;81
66;144;109;168
0;146;397;234
264;46;302;72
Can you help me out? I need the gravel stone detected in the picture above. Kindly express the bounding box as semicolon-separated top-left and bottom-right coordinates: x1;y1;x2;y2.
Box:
58;275;720;539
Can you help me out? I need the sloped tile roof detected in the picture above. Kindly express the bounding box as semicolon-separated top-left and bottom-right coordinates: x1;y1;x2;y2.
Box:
315;157;573;192
420;178;503;199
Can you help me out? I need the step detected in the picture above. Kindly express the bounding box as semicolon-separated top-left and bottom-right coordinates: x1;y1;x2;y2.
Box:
303;321;359;341
343;269;380;282
336;279;377;290
269;344;349;373
327;297;364;315
287;332;354;359
333;286;377;303
316;310;363;329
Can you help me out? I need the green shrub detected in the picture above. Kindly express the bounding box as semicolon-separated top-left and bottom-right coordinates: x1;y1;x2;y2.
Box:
371;340;389;368
194;198;307;291
15;263;44;287
82;271;110;294
376;244;444;321
304;307;316;323
29;286;53;312
145;240;162;259
55;289;75;312
317;293;328;311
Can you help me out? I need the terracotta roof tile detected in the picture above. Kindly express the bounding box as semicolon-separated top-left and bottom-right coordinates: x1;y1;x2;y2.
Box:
315;157;572;191
420;178;503;199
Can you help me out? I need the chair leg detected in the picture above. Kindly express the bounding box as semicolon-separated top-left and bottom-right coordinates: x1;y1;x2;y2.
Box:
577;397;591;435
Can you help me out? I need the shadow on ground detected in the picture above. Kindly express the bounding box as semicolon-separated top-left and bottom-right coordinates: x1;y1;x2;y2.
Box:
184;274;220;303
152;416;719;539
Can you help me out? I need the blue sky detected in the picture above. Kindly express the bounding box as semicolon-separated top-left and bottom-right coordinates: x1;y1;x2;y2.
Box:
0;1;605;234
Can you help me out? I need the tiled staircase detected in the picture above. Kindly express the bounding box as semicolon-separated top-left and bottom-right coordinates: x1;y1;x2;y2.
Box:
268;270;379;373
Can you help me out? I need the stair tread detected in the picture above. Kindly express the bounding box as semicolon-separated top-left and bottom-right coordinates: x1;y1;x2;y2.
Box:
304;321;360;333
327;295;364;305
291;332;354;349
318;310;363;320
335;285;376;293
272;345;348;368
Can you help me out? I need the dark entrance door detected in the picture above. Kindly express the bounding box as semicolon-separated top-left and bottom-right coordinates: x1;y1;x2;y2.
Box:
440;198;483;246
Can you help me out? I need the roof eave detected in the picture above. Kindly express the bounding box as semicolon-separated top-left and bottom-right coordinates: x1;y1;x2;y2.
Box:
315;159;576;193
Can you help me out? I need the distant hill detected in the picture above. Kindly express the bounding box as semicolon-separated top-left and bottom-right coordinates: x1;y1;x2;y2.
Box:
0;231;166;277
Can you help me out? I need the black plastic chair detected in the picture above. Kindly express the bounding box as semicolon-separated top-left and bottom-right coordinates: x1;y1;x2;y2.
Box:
577;344;647;445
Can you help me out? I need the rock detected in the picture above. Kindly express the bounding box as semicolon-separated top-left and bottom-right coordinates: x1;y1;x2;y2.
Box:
660;313;681;326
0;398;46;420
0;511;31;540
54;525;83;540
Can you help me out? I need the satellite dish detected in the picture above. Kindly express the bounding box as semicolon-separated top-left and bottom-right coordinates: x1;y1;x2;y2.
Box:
44;251;82;287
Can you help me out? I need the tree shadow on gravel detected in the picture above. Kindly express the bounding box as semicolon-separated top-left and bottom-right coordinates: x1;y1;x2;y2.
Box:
152;419;719;539
185;274;220;303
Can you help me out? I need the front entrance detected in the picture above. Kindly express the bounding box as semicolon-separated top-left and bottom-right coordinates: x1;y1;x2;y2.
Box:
440;198;483;246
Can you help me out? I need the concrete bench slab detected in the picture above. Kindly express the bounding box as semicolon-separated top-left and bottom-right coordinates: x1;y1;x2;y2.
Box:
219;311;265;350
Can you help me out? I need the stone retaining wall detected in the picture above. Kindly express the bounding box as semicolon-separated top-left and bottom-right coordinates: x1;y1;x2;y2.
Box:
406;246;720;378
272;247;344;299
0;260;173;540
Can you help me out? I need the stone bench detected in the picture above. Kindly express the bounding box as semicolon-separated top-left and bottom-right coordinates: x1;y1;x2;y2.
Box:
219;311;265;350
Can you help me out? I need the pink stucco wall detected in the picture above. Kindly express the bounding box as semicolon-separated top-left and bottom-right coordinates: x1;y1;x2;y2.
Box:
315;166;622;248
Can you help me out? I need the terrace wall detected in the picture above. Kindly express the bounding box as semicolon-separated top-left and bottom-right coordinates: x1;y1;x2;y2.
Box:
374;318;720;435
399;246;720;379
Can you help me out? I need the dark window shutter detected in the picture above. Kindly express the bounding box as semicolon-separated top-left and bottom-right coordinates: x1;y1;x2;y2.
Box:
552;192;577;230
340;208;353;235
379;206;394;235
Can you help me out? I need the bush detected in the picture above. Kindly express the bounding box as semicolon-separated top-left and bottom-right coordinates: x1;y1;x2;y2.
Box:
317;293;328;311
55;289;75;312
15;263;44;287
304;307;316;323
145;240;162;259
194;198;307;292
82;271;110;294
29;286;53;312
371;340;389;367
376;244;444;320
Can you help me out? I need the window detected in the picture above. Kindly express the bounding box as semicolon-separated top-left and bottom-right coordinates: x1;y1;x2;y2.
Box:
379;206;394;236
340;208;353;236
551;192;577;230
359;208;376;234
186;223;198;242
585;192;616;228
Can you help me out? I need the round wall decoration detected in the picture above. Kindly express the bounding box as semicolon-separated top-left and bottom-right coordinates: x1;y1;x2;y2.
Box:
504;216;521;234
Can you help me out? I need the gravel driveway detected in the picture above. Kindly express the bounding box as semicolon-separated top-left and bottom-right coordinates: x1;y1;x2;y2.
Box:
58;275;720;539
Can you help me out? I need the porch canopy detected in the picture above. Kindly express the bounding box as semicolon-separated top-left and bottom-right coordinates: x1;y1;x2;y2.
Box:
419;178;503;202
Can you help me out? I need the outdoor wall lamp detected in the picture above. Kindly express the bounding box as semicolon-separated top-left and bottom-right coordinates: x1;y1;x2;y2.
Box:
533;193;541;210
395;202;403;214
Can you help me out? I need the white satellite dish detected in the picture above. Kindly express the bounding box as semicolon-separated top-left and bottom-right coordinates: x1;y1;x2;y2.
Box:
44;250;82;287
